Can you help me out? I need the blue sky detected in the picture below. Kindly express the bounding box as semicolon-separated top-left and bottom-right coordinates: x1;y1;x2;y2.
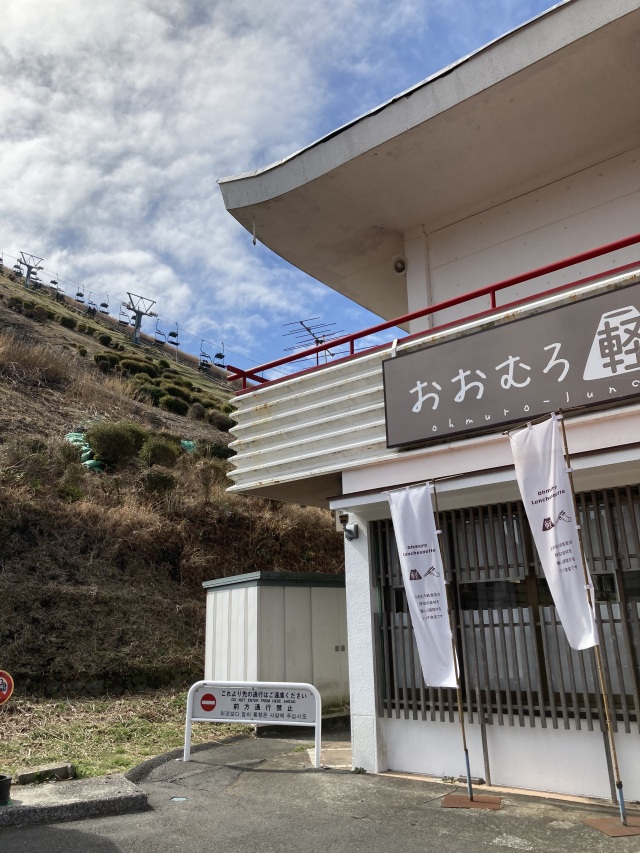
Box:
0;0;562;377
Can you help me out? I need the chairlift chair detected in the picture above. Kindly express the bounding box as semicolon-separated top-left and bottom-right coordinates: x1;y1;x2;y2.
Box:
118;306;130;325
75;287;85;303
167;323;179;346
99;300;109;315
214;343;225;368
198;341;212;371
88;292;98;311
154;320;167;345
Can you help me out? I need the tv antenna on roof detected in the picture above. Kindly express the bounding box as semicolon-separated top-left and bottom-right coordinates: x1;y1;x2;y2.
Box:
283;317;345;366
121;292;157;345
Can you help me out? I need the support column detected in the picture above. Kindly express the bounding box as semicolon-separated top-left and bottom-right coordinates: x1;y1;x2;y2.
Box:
343;514;387;772
404;227;433;335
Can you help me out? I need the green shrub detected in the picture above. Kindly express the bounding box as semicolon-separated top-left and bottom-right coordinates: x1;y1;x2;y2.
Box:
98;333;113;347
207;409;235;432
140;436;181;467
77;322;87;333
85;326;97;336
33;306;49;322
59;315;77;330
171;377;194;391
161;383;191;402
160;395;189;416
138;468;177;495
85;422;141;466
198;440;235;459
189;402;206;420
23;300;35;310
222;403;235;414
8;296;23;309
121;421;149;452
120;359;158;378
78;347;88;357
93;353;112;371
158;359;171;369
136;384;167;406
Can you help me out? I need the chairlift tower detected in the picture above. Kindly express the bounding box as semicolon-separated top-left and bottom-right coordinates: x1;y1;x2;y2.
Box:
121;292;157;345
18;252;44;289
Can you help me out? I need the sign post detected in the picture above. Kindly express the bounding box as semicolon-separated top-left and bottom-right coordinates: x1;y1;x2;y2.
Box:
184;681;322;767
0;671;14;707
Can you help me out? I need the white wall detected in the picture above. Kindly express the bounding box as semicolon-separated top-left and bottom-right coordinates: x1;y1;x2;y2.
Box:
381;715;640;801
407;146;640;334
204;585;258;682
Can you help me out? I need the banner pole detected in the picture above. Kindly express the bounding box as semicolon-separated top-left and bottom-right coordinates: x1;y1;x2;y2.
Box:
557;413;627;826
433;484;474;802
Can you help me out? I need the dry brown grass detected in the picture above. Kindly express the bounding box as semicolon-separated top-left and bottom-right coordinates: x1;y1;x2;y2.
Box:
0;273;344;695
0;330;74;387
68;371;139;417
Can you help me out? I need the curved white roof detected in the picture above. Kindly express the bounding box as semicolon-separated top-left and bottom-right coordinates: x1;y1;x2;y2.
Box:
220;0;640;321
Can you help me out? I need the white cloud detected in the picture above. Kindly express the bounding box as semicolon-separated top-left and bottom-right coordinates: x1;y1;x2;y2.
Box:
0;0;555;369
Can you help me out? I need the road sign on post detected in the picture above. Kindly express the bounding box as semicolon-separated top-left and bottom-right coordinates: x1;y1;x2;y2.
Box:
0;671;14;706
184;681;322;767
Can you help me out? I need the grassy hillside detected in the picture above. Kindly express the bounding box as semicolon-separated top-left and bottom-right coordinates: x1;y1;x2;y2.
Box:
0;266;343;695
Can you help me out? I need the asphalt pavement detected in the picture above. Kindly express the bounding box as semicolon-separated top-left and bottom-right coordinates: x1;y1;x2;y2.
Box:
1;726;639;853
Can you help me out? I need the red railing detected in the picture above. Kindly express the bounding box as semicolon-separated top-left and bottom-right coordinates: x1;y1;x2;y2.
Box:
228;233;640;393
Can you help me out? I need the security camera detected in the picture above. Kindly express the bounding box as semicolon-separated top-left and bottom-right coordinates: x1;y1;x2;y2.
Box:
337;512;359;540
392;255;407;275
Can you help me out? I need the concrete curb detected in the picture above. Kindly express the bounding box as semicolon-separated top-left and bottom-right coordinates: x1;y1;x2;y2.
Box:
0;774;148;828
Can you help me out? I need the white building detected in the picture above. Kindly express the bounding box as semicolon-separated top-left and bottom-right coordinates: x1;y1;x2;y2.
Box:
219;0;640;800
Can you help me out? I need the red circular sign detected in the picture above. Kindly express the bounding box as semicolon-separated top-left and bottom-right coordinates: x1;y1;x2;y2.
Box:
0;671;14;706
200;693;217;712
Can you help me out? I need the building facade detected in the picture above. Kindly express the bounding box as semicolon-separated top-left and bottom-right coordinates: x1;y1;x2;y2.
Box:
219;0;640;799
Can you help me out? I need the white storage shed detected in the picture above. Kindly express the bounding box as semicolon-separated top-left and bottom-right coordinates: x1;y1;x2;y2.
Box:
203;571;349;708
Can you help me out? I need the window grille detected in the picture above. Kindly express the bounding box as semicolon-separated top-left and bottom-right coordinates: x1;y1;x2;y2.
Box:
372;486;640;732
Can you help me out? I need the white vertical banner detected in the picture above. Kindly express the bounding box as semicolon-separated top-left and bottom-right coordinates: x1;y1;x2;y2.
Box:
509;415;598;650
387;484;458;688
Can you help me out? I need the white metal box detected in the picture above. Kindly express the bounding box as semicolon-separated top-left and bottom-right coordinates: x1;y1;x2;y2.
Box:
203;572;349;708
